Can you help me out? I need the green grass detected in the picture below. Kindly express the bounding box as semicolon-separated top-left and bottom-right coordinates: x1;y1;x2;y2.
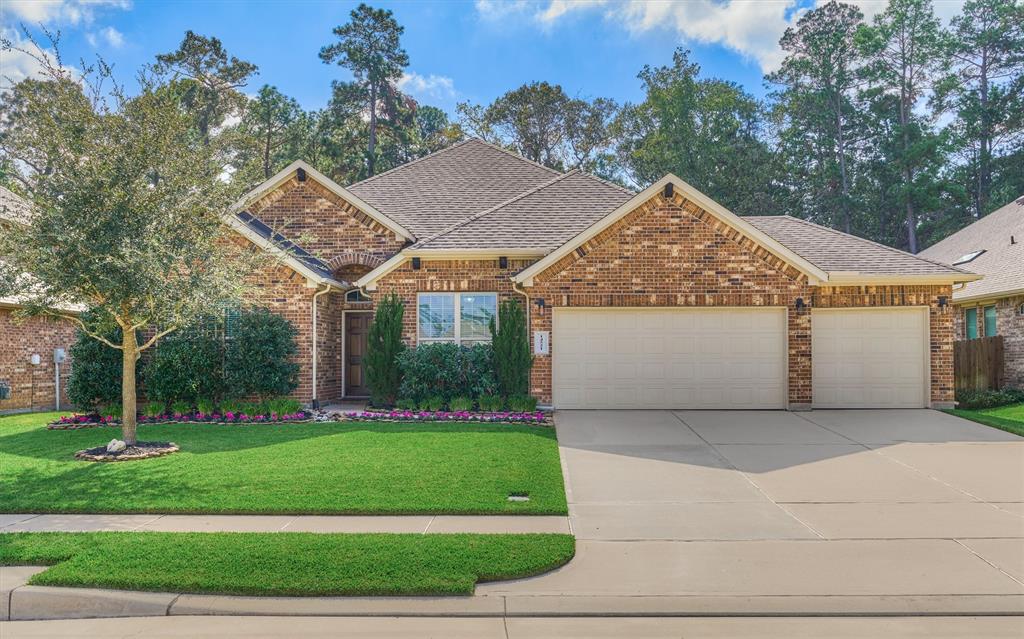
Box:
946;403;1024;438
0;531;575;596
0;412;567;515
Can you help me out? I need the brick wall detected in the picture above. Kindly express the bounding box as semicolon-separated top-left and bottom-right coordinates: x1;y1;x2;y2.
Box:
955;295;1024;389
0;309;77;413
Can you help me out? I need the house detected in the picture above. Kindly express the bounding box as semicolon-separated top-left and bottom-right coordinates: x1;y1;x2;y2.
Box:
0;186;78;414
919;197;1024;388
230;139;978;411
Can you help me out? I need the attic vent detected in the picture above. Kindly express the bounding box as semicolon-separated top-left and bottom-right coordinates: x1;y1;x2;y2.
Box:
575;246;588;258
296;168;307;182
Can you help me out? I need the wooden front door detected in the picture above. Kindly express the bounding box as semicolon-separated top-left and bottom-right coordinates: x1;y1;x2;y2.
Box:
345;312;373;397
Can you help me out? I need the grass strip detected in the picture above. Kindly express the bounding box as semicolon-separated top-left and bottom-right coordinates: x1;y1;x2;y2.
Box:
945;403;1024;438
0;531;575;596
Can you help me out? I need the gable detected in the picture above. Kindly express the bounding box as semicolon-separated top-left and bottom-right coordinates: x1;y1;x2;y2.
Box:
533;189;808;299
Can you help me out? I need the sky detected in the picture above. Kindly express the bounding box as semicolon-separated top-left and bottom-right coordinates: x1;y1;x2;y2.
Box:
1;0;968;115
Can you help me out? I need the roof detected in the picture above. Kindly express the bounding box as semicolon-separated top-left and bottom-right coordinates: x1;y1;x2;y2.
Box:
918;197;1024;301
412;170;635;252
0;185;32;225
234;211;339;283
745;216;975;281
347;138;562;237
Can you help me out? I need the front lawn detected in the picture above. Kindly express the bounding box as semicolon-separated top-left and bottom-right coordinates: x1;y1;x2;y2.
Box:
946;403;1024;438
0;531;574;596
0;412;567;515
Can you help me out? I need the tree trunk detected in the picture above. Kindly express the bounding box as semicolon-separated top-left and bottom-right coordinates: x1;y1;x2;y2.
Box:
367;83;378;177
978;52;990;217
835;95;852;234
121;327;138;445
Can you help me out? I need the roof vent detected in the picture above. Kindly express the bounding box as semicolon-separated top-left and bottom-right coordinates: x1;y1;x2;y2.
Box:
952;250;985;265
296;168;307;182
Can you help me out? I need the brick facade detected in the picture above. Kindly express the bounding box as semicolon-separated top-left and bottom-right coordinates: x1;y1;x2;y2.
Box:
0;309;77;413
955;294;1024;389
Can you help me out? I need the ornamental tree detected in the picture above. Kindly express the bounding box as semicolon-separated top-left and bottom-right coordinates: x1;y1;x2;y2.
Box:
365;293;405;407
490;298;532;398
0;33;255;445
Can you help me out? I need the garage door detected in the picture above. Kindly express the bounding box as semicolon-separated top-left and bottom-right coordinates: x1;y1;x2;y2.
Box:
552;308;787;409
812;308;928;408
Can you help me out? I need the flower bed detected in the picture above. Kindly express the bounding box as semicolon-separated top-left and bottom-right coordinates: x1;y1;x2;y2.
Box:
49;411;313;430
342;410;551;425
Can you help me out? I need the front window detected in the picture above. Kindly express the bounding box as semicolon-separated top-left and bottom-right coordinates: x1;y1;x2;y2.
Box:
418;293;497;344
965;308;978;339
983;305;997;337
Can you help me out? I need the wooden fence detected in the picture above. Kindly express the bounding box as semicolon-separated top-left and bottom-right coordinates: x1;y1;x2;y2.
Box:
954;336;1005;391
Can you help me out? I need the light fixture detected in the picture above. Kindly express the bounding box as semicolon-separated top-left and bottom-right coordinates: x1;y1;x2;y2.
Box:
499;256;508;269
938;296;948;308
795;297;806;311
411;257;421;270
534;298;546;316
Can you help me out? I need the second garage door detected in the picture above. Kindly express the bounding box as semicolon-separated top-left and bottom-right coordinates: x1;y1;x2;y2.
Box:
552;307;787;410
812;308;929;408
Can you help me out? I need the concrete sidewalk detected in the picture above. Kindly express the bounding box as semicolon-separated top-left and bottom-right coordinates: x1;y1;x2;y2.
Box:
0;514;570;534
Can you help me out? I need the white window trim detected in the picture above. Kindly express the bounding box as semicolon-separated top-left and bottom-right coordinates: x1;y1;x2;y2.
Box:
416;292;498;345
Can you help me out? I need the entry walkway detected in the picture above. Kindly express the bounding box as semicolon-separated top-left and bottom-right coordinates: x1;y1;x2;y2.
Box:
0;513;569;534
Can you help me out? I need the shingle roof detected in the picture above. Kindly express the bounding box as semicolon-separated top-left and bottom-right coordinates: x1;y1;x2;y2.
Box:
413;170;635;251
918;197;1024;300
347;138;561;238
0;185;32;225
235;211;338;282
744;215;973;277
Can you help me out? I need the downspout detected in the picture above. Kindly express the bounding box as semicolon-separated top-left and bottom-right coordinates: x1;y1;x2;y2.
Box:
311;283;331;410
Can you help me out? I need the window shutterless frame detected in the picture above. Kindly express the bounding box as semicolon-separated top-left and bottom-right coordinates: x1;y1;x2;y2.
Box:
965;307;978;339
416;292;498;345
983;305;997;337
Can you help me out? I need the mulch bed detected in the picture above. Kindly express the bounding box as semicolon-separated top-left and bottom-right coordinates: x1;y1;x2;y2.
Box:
48;416;314;430
75;441;179;462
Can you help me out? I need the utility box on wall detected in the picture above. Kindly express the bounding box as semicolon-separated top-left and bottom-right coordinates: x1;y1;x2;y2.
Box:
0;381;10;401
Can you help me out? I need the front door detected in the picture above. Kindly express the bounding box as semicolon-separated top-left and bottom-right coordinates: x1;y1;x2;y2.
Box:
345;312;373;397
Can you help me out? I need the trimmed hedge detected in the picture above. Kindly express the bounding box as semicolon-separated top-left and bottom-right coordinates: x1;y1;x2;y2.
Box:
955;387;1024;410
397;343;498;405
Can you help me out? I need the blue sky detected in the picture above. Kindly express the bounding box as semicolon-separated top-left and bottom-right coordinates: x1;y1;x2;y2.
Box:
1;1;967;115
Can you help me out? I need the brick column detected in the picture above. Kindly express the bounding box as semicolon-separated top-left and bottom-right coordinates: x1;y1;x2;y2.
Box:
787;305;812;410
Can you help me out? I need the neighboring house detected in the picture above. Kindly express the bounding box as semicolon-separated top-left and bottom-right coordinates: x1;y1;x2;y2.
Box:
229;139;977;411
0;186;78;414
919;197;1024;389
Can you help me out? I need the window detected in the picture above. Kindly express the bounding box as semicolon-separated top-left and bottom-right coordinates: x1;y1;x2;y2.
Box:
417;293;497;345
223;306;242;341
984;305;997;337
345;289;370;303
952;250;986;265
1018;303;1024;317
965;307;978;339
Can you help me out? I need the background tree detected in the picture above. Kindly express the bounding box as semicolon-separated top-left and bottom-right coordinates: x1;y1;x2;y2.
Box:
365;294;405;407
319;3;409;177
240;84;302;179
0;37;252;445
856;0;948;253
770;1;865;233
936;0;1024;218
615;49;784;215
153;31;258;146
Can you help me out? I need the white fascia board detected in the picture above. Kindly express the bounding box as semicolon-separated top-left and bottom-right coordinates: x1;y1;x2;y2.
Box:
823;272;984;286
356;249;546;291
513;174;829;286
230;160;415;242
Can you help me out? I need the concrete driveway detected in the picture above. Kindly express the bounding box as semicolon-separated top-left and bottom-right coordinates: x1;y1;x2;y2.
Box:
478;409;1024;615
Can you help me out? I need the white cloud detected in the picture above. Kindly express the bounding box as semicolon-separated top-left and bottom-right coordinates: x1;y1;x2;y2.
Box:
484;0;967;73
0;27;56;87
397;71;456;100
99;25;124;48
1;0;131;26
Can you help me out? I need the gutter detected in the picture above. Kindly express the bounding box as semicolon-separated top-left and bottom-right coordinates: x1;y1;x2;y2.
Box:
310;284;331;410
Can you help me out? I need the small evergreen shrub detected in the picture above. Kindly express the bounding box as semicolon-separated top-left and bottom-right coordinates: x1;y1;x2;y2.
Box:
490;298;532;398
170;400;192;416
478;395;503;412
365;294;406;407
219;399;244;415
265;397;301;415
956;388;1024;410
196;398;216;415
509;395;538;412
144;328;224;405
99;403;122;419
225;308;300;400
450;396;474;411
143;401;165;418
422;396;446;411
396;398;417;410
67;327;133;412
398;343;497;404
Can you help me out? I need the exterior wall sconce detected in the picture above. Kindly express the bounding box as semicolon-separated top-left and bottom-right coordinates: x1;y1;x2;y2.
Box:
411;257;421;270
534;298;546;316
938;296;948;308
795;297;807;311
499;256;508;269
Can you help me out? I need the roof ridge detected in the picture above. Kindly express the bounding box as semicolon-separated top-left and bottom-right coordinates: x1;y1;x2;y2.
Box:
779;215;972;274
467;137;563;177
345;138;478;189
578;170;636;196
412;170;580;249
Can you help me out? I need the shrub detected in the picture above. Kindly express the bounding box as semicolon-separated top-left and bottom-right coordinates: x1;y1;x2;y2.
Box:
396;398;417;410
450;396;474;411
99;402;122;419
478;394;504;412
956;388;1024;410
225;308;300;400
67;327;134;412
170;400;192;416
421;396;446;411
265;397;301;416
144;327;224;405
219;399;244;415
143;401;165;418
196;398;216;415
365;294;405;407
398;343;497;404
509;395;538;412
490;298;531;398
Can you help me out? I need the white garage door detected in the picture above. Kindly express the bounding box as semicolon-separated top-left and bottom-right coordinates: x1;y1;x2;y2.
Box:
812;308;928;408
552;308;787;410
